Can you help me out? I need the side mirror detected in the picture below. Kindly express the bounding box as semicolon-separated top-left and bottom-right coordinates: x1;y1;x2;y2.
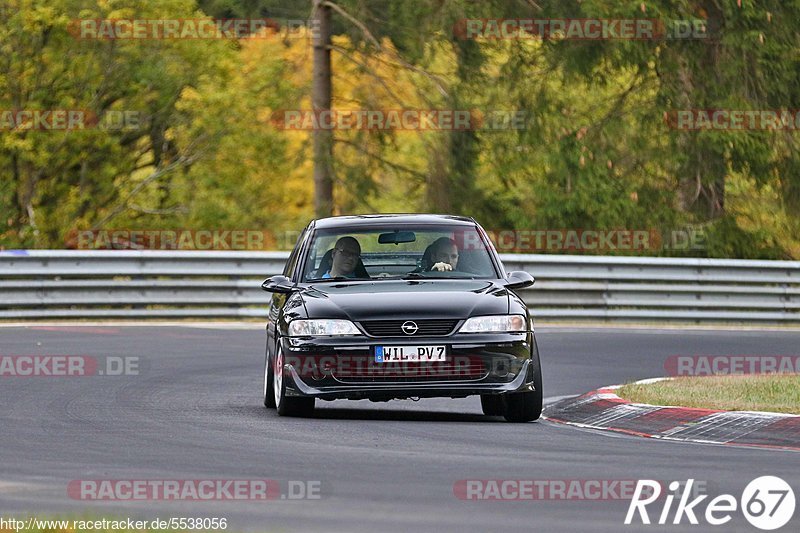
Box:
504;271;535;290
261;275;295;294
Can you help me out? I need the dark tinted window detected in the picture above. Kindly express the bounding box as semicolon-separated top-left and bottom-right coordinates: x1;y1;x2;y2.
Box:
302;224;499;281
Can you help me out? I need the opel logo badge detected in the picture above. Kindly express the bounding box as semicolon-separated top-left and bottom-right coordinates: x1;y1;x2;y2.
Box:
401;321;419;335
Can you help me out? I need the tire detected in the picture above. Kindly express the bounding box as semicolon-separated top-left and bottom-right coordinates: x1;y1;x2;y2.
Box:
263;341;275;408
502;341;543;423
480;394;504;416
273;345;315;417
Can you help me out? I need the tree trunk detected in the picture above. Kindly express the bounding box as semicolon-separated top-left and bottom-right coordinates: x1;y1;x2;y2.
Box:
444;38;481;215
312;0;334;218
426;138;450;212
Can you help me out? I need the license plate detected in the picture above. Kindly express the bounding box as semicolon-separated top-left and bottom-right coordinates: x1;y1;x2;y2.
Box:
375;345;446;363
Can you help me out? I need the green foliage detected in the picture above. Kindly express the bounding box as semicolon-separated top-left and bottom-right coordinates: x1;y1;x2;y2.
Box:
0;0;230;247
0;0;798;258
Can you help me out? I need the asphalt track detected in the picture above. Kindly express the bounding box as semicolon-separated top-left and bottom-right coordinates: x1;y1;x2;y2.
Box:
2;324;800;532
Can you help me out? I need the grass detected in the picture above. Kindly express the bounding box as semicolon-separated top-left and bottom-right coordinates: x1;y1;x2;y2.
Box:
617;374;800;414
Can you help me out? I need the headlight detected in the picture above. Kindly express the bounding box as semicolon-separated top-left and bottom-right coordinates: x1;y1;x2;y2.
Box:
288;319;360;336
458;315;527;333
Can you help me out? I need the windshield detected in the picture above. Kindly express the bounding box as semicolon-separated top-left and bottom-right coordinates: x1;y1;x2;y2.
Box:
302;224;499;281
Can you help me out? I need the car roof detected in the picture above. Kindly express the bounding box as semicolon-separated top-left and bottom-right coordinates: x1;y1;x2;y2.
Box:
312;214;477;229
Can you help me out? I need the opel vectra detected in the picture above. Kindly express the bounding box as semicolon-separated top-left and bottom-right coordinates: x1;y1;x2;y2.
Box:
261;214;542;422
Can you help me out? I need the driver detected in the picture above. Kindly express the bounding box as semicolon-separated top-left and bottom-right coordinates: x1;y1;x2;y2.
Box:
427;237;460;272
322;236;362;278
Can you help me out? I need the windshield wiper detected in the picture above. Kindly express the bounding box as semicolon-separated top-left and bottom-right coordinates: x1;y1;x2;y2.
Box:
308;276;368;283
402;272;425;279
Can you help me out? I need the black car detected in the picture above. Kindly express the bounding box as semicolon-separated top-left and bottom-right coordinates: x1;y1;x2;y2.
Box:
261;214;542;422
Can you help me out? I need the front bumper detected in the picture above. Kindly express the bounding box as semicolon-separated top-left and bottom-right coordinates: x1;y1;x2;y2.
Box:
279;332;536;401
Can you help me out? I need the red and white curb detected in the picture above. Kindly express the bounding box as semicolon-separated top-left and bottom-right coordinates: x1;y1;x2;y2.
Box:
543;378;800;451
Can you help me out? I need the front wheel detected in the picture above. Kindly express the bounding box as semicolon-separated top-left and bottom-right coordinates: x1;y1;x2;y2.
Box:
273;345;315;417
502;389;542;423
263;341;275;408
502;343;543;423
480;394;504;416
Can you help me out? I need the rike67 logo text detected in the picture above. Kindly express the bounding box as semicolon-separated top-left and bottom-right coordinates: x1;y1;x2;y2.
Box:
626;477;795;530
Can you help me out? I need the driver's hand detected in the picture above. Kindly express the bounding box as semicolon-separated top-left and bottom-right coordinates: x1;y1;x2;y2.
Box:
431;262;452;272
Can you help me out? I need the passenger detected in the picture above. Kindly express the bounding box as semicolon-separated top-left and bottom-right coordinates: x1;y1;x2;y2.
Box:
427;237;460;272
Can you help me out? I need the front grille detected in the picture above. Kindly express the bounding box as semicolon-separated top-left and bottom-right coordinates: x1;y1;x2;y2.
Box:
331;358;488;383
359;319;459;337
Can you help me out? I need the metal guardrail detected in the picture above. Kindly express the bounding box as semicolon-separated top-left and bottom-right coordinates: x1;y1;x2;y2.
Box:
1;250;799;322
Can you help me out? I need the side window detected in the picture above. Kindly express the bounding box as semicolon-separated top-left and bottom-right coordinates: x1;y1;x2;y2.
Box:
282;228;308;279
302;234;337;281
476;225;503;278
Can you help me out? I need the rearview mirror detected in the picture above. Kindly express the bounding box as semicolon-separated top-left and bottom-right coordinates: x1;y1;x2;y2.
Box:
378;230;416;244
504;271;535;290
261;275;295;294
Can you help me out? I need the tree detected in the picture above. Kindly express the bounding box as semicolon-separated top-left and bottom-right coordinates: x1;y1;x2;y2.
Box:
0;0;229;248
312;0;333;217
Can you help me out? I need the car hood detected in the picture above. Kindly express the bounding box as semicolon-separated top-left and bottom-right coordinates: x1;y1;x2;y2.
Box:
300;279;510;321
